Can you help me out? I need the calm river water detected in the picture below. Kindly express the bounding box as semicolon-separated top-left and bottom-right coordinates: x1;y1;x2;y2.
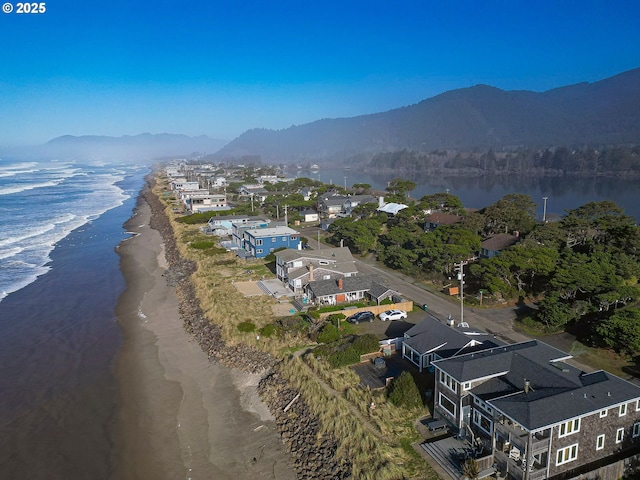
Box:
299;169;640;222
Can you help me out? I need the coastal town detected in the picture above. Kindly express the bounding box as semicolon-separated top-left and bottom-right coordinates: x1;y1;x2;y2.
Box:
152;160;640;480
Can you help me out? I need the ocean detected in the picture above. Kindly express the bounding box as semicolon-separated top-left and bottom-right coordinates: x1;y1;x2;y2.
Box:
0;158;148;478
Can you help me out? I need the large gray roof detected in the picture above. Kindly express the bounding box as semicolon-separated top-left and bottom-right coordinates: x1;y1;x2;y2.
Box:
434;340;640;431
404;316;502;358
276;246;355;264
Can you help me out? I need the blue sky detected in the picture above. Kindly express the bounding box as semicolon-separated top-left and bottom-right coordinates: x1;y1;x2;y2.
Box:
1;0;639;146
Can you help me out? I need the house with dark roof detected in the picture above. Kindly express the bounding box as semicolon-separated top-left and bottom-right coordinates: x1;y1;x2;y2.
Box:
480;233;520;258
305;274;398;306
317;195;349;218
431;340;640;479
424;212;463;232
275;247;358;295
402;316;503;373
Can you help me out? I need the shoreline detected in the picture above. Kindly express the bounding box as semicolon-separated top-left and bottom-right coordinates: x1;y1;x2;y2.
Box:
111;184;295;479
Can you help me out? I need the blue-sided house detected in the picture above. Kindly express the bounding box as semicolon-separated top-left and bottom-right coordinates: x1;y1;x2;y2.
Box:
243;226;301;258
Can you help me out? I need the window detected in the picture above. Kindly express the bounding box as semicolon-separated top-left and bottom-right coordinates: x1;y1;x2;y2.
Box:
291;235;297;240
620;404;628;417
463;382;472;391
439;371;458;393
473;410;492;435
439;393;456;417
617;428;625;444
596;434;605;451
556;444;578;466
282;236;287;241
636;400;640;411
473;397;493;414
256;249;263;254
634;423;640;438
272;237;276;242
256;239;263;246
600;409;608;418
559;418;580;438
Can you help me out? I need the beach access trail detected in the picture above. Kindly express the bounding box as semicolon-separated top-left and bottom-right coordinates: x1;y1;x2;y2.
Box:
111;195;296;480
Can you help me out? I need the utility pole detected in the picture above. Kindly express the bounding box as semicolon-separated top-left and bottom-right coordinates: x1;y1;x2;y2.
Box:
542;196;548;223
456;261;467;325
344;176;347;191
284;204;288;227
250;193;254;212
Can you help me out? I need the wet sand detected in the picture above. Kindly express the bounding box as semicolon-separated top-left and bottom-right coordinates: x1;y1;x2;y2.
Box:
112;199;295;480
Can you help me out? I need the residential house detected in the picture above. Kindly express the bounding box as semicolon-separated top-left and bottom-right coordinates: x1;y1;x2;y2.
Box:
300;187;314;201
239;185;269;203
305;274;397;306
185;193;229;213
432;340;640;480
402;316;503;373
318;195;348;218
480;233;520;258
302;209;319;223
243;226;300;258
275;247;357;295
424;212;463;232
231;219;284;249
206;215;262;236
344;195;377;214
170;179;200;192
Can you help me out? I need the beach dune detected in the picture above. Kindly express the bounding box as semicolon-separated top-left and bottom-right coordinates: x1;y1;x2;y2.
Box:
112;198;295;480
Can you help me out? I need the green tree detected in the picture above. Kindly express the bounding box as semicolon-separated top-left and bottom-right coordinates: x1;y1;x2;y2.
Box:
595;309;640;355
385;178;417;199
483;193;537;235
387;371;422;409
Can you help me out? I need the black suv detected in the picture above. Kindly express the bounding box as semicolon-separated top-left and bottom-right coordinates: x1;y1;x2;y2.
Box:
347;311;375;324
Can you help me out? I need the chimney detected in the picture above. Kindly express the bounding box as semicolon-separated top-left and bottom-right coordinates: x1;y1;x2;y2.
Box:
338;278;343;290
378;196;384;207
309;264;314;282
524;380;530;394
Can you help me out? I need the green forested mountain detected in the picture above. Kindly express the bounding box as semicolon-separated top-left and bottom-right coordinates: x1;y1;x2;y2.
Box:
215;68;640;163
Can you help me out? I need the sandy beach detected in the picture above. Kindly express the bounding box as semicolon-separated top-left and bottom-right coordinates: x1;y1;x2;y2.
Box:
111;197;296;480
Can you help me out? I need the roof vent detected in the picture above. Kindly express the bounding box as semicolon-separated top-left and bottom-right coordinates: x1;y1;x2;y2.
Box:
608;391;611;397
524;380;530;394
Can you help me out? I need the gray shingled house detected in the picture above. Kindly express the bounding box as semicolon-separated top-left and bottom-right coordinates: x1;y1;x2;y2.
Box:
431;340;640;479
305;274;398;306
402;316;503;373
275;247;358;295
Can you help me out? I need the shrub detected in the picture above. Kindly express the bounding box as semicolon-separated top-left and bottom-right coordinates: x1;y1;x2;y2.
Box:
352;334;380;355
318;323;341;344
324;333;380;368
237;321;256;333
326;313;346;326
258;323;276;338
388;371;422;409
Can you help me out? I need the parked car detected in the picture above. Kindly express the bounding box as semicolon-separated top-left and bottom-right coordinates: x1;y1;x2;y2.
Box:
379;309;407;321
347;310;375;324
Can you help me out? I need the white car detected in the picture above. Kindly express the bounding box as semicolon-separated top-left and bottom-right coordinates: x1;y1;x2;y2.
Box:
378;309;407;321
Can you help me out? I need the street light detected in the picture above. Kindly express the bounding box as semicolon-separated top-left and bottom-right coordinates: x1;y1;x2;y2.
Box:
542;196;548;223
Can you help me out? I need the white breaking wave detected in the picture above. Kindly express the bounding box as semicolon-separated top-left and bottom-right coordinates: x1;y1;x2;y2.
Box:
0;160;142;304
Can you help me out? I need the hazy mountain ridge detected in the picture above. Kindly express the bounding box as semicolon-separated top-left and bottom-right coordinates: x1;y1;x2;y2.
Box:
215;68;640;163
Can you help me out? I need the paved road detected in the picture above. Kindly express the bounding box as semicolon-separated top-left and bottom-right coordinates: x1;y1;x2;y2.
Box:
297;231;640;383
296;230;525;342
